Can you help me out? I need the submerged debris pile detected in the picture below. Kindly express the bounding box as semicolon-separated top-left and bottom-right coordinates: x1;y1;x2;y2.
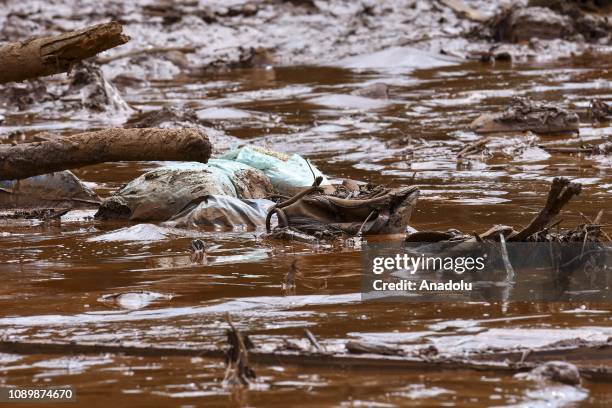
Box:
470;97;580;134
406;177;603;244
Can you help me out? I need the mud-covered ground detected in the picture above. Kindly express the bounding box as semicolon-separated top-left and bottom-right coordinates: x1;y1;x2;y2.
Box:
1;0;612;407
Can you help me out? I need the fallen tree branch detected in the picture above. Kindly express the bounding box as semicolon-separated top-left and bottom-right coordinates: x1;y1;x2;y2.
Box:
510;177;582;241
0;22;129;84
457;136;493;158
0;338;610;381
0;128;212;180
405;178;585;243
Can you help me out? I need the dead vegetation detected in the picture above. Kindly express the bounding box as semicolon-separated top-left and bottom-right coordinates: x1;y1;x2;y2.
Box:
406;177;600;244
1;330;610;383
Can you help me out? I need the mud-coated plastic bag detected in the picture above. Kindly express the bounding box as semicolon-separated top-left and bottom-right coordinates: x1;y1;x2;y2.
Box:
95;162;274;221
220;146;331;195
0;171;100;208
207;159;275;199
95;164;237;221
167;195;274;229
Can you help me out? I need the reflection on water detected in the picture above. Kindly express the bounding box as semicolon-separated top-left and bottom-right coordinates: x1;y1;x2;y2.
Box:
1;56;611;406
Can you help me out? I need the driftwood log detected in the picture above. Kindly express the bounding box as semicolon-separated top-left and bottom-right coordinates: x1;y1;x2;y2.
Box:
0;128;212;180
0;22;129;84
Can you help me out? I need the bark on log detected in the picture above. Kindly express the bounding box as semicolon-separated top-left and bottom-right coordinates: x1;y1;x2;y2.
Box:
0;22;129;84
0;128;212;180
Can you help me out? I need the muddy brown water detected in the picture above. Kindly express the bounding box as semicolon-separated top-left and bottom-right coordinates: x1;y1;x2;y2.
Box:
1;55;612;407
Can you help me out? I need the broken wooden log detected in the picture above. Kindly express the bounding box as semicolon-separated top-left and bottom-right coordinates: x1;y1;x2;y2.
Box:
0;128;212;180
0;22;129;84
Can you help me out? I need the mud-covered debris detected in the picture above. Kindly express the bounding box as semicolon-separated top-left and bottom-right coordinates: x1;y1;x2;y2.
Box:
352;83;389;99
487;6;574;43
96;166;237;221
127;106;203;128
470;97;579;134
416;345;439;358
265;226;326;244
0;80;51;111
268;184;419;237
438;0;490;22
224;315;256;387
588;99;612;121
237;47;275;69
594;141;612;155
0;171;100;209
346;340;403;356
457;136;493;158
168;195;274;229
405;177;589;243
2;337;611;382
486;3;612;43
221;146;331;195
189;239;207;264
203;46;275;72
98;290;173;310
66;62;133;114
0;208;70;220
97;159;275;222
530;0;612;13
0;63;130;118
540;140;612;155
126;106;239;153
517;361;581;385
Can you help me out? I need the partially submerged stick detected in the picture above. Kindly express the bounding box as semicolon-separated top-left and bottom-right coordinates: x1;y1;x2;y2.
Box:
0;22;129;84
457;136;492;158
224;314;256;386
0;128;212;180
510;177;581;241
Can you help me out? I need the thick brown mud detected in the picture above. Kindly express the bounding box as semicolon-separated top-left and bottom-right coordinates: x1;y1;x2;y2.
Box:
1;55;611;406
1;1;612;405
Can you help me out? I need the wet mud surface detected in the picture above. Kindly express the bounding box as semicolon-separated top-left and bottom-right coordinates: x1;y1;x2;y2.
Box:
1;1;612;407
